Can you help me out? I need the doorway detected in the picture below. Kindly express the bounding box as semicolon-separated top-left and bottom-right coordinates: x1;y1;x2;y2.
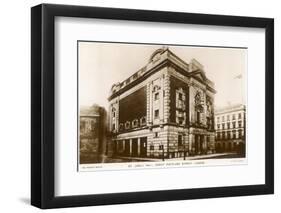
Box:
124;139;130;156
132;138;138;157
195;135;203;155
140;137;147;157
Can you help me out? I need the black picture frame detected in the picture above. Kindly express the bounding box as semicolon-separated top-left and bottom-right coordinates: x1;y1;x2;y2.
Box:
31;3;274;209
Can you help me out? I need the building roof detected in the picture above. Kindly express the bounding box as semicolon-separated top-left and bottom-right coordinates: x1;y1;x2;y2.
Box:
80;105;101;117
109;47;215;100
215;104;246;115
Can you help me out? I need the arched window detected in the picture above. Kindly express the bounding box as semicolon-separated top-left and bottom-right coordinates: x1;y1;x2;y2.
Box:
125;121;131;129
132;119;139;128
119;123;124;131
140;117;146;126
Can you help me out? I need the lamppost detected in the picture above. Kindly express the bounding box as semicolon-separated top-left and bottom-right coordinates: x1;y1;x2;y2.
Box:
162;143;165;161
167;137;170;160
183;133;186;160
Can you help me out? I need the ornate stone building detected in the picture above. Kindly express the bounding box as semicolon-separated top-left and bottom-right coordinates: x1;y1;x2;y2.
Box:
214;104;246;155
108;47;216;159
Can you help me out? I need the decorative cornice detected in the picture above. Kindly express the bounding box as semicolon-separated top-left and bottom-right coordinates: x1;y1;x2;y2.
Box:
108;49;216;100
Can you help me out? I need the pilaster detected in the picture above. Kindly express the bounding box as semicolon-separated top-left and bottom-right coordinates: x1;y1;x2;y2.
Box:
163;73;170;123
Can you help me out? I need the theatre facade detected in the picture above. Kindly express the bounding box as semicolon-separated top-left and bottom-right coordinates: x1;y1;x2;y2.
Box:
108;47;216;159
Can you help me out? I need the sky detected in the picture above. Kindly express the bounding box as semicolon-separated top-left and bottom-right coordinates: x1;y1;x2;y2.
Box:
78;42;247;109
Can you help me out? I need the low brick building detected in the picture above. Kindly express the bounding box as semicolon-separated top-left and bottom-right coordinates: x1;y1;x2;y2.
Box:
79;105;107;163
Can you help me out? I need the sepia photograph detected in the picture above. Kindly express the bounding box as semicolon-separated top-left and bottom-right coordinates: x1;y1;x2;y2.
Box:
78;42;247;171
30;3;274;208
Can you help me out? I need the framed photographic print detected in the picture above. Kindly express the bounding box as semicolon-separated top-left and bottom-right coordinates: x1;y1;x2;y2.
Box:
31;3;274;209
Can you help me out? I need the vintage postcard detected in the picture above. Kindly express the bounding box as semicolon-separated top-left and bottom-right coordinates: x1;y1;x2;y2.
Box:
78;42;247;171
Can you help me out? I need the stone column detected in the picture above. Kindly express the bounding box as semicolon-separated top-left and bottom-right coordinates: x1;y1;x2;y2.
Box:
160;74;164;122
137;138;140;156
109;104;112;131
189;134;193;154
129;139;132;156
116;98;119;132
146;83;151;124
147;82;153;125
203;135;207;153
150;83;153;124
122;140;125;154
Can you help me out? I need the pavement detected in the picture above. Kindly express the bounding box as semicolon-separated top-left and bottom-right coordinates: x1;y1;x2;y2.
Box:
108;152;241;162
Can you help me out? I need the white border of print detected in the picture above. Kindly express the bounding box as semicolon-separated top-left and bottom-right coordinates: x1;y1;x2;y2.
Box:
55;17;265;197
79;158;247;172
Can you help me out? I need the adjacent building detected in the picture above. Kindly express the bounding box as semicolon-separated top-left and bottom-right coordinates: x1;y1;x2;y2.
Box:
79;105;107;163
108;47;216;159
214;104;246;155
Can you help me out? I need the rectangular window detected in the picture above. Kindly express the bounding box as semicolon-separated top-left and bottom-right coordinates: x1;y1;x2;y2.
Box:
154;109;159;119
125;78;130;84
154;92;159;101
178;135;183;146
132;73;138;80
91;120;95;130
227;115;230;121
227;122;230;129
217;117;220;123
232;122;236;128
222;123;225;129
197;111;200;124
178;93;183;100
150;145;154;150
227;131;231;139
232;114;236;120
154;132;158;138
178;117;184;125
238;113;242;119
159;145;163;150
232;131;236;139
222;116;225;122
238;130;242;138
80;120;85;131
238;120;242;128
